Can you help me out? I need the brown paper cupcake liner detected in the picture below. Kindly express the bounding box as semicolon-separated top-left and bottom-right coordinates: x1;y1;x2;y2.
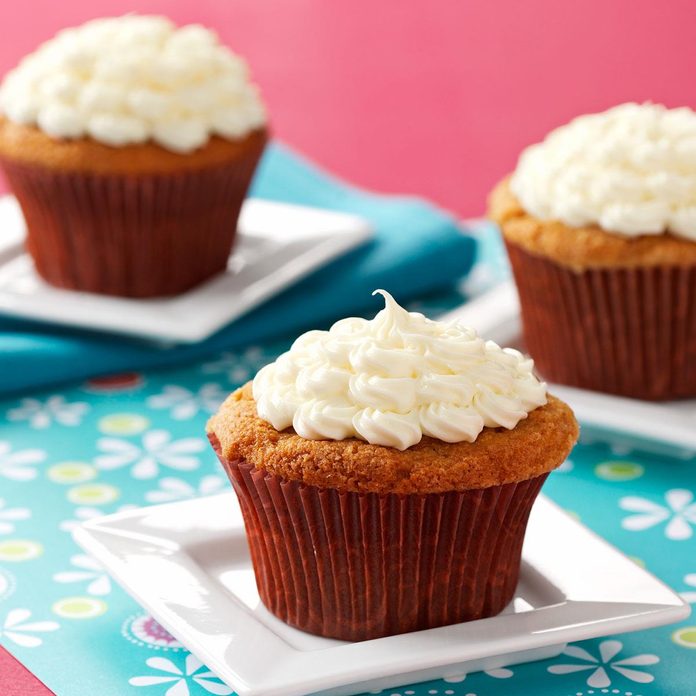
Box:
506;241;696;400
210;433;547;641
0;138;265;297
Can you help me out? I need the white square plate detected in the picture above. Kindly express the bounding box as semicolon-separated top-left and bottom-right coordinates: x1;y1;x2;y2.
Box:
73;492;689;696
0;195;372;344
443;281;696;456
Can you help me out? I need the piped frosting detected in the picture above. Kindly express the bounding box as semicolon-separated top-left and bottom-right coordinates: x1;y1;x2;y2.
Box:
511;103;696;239
252;291;547;450
0;15;266;153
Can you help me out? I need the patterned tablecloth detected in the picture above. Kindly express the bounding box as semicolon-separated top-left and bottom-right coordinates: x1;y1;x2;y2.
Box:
1;286;695;696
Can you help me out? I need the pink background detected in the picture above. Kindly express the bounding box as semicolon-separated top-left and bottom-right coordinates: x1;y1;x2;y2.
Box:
1;2;696;690
2;0;696;216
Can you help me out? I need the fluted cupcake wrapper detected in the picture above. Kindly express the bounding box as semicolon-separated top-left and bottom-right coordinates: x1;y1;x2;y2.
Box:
506;241;696;400
210;433;546;641
0;138;265;297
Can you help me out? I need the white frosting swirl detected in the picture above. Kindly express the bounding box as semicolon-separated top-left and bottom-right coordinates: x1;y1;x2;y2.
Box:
510;103;696;240
0;15;266;153
252;291;547;450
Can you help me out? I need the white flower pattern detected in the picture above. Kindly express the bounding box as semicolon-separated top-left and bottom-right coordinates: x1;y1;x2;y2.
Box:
7;396;89;429
59;505;138;533
620;489;696;540
0;569;15;602
0;441;46;481
145;476;226;504
95;430;205;480
0;498;31;535
200;347;269;385
443;667;514;682
146;384;226;421
53;554;111;596
548;640;659;687
129;654;232;695
0;608;59;647
558;458;574;473
681;573;696;603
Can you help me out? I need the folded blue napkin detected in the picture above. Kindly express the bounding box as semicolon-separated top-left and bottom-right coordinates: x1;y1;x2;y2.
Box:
0;142;475;396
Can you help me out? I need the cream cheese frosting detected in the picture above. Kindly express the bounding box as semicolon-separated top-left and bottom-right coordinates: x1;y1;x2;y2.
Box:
252;291;547;450
0;15;266;153
510;103;696;240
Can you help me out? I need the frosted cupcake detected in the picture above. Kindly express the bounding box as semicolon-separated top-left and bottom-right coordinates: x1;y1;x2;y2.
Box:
489;103;696;400
0;15;267;297
207;291;578;640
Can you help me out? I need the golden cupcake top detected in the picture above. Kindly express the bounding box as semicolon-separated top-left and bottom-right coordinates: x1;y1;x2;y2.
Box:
207;384;577;494
489;177;696;270
0;15;266;153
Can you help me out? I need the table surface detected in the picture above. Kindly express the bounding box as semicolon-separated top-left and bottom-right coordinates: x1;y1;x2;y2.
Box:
0;648;52;695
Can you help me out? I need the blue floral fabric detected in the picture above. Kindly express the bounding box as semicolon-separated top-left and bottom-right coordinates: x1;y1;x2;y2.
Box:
0;237;695;696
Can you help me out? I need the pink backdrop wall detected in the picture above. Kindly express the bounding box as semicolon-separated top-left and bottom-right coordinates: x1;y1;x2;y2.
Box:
1;0;695;216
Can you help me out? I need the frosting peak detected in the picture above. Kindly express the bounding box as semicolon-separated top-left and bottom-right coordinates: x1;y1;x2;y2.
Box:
0;15;266;153
510;103;696;240
252;291;547;450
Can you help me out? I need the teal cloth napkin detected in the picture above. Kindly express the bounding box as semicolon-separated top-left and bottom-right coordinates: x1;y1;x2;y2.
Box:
0;142;475;396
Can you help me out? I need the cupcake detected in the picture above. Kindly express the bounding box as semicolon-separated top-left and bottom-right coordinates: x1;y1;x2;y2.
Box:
207;290;578;641
489;103;696;400
0;15;267;297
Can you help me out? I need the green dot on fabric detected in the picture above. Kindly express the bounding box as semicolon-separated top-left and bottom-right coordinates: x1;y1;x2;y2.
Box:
673;626;696;648
594;461;644;481
48;462;96;484
52;597;107;619
98;413;150;435
0;540;43;561
67;484;119;505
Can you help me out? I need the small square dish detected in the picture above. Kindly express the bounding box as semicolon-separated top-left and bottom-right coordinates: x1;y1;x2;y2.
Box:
443;281;696;456
0;195;372;344
73;492;689;696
